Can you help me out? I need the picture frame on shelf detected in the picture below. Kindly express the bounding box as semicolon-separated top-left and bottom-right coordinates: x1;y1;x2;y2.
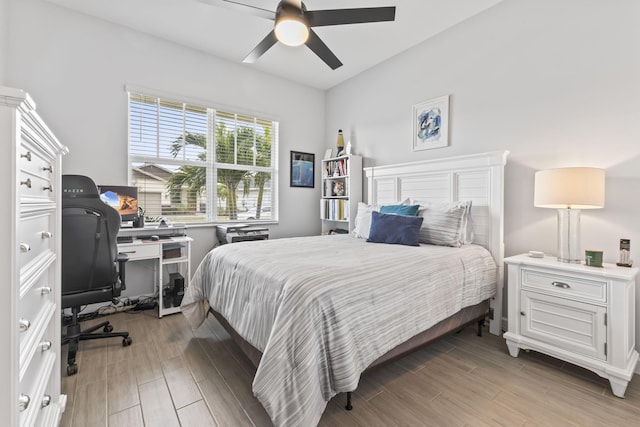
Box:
412;95;449;151
290;151;315;188
324;148;334;159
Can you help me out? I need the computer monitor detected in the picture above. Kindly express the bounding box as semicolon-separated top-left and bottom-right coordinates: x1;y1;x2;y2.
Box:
98;185;139;222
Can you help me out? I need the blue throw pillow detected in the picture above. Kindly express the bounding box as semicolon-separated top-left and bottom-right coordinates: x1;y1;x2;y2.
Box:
379;204;420;216
367;211;424;246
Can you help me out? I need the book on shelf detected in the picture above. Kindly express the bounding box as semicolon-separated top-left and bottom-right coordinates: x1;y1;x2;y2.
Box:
321;199;348;221
325;158;349;177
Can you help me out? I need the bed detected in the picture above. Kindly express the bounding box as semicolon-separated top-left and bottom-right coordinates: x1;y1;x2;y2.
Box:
182;150;508;427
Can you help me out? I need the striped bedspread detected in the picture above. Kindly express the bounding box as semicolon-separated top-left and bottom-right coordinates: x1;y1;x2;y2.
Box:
181;235;497;427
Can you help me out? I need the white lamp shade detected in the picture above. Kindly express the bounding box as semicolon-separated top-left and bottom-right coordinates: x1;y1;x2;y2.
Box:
534;167;605;209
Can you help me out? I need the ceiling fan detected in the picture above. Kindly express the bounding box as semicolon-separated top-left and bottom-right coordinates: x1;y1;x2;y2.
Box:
202;0;396;70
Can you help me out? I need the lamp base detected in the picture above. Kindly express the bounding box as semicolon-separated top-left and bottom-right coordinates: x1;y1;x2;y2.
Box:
557;208;581;263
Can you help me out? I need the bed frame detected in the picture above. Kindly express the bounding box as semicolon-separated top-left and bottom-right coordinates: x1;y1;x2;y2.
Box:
209;150;509;410
364;150;509;336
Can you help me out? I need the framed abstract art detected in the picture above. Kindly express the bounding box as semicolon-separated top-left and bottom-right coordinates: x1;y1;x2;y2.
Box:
412;95;450;151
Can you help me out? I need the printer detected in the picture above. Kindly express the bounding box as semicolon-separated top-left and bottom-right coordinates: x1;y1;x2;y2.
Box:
216;224;269;245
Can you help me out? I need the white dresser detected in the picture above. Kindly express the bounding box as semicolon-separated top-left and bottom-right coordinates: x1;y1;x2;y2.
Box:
504;254;639;397
0;87;68;426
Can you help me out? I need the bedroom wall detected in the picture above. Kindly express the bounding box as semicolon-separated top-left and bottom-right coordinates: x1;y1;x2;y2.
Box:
6;0;326;271
0;0;7;84
326;0;640;353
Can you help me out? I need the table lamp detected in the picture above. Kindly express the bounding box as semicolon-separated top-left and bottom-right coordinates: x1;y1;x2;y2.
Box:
534;167;605;263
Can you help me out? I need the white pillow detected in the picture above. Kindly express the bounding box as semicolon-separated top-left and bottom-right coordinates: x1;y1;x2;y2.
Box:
352;198;411;239
413;200;473;247
353;202;379;239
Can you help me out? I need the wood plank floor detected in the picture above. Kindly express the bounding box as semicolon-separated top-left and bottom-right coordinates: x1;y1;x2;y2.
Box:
60;311;640;426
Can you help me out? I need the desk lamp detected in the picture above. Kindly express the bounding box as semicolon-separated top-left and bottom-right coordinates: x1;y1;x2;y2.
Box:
534;167;605;263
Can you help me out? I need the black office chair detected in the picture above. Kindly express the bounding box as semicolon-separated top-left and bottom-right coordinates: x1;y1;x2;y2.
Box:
61;175;132;376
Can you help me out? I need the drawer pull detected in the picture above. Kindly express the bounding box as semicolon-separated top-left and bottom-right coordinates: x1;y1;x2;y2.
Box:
42;165;53;173
40;341;52;351
19;394;30;412
20;243;31;253
42;185;53;192
41;231;53;239
40;286;52;295
41;395;52;408
19;318;31;332
20;178;32;188
21;151;32;161
520;311;526;316
551;281;571;289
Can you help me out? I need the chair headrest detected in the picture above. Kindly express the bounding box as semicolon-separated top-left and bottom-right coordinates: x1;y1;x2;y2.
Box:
62;175;100;198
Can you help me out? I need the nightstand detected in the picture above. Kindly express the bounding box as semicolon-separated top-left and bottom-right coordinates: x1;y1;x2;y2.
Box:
504;254;639;397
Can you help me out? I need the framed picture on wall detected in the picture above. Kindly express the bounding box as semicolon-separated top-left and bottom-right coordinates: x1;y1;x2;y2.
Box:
412;95;450;151
290;151;315;188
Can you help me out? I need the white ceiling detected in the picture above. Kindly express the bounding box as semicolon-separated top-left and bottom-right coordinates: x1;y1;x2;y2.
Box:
44;0;504;90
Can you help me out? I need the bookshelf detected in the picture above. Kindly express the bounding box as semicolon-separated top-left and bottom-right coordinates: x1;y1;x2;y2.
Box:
320;154;362;234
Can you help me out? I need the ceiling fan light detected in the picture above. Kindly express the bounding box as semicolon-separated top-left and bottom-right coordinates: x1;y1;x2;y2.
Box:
275;17;309;47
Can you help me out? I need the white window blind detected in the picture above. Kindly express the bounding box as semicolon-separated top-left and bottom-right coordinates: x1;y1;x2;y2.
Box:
128;92;278;223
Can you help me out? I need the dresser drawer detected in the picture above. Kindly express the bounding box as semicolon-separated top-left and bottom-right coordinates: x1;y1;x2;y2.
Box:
19;350;56;427
19;136;56;204
521;267;607;304
19;301;56;372
33;370;60;427
18;171;55;202
18;212;55;271
19;139;55;181
19;266;55;337
19;304;56;404
118;242;161;260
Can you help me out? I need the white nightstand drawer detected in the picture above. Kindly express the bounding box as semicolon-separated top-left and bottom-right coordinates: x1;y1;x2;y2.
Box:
521;290;606;360
118;242;161;260
521;268;607;304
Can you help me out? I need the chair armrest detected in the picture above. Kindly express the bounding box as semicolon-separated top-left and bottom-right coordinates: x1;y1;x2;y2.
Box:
117;253;129;291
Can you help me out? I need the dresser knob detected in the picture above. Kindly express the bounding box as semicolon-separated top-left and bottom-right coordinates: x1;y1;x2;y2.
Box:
42;165;53;173
40;341;52;352
21;151;32;161
19;318;31;332
41;395;52;408
18;394;30;412
520;311;526;316
551;281;570;289
42;185;53;192
20;243;31;253
20;178;32;188
40;286;52;295
41;231;53;239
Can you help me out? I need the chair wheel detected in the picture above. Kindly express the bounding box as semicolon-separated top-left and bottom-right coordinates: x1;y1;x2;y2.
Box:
103;324;114;333
123;336;132;346
67;364;78;376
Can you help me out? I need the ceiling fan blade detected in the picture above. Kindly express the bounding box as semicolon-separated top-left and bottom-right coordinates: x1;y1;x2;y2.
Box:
307;7;396;27
196;0;274;21
243;30;278;63
305;29;343;70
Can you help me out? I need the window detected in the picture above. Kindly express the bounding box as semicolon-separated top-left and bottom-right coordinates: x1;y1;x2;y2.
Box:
128;91;278;224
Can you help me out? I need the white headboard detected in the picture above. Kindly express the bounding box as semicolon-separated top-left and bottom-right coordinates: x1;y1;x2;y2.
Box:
364;150;509;335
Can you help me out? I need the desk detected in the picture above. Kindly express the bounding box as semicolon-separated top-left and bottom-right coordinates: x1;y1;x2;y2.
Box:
117;236;193;317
